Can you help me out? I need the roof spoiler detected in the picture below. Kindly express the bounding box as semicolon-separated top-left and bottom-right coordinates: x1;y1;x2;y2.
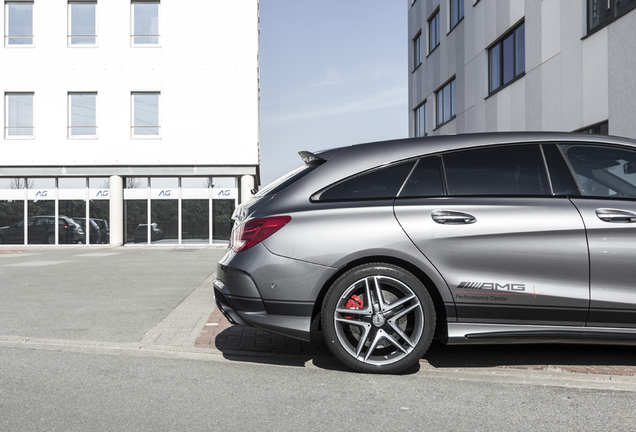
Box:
298;150;326;165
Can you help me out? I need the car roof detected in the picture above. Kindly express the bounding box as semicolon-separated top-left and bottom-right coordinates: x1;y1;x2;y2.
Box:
314;132;636;164
272;132;636;207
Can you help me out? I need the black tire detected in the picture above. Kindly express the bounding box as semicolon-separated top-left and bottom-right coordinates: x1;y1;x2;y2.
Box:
321;263;436;374
0;235;3;244
45;233;55;245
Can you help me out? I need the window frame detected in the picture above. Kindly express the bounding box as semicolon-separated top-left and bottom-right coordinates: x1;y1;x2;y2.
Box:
67;1;98;48
587;0;636;36
488;21;525;95
413;31;422;71
131;91;161;139
428;8;440;55
449;0;464;32
435;77;456;128
4;1;34;47
414;101;426;137
5;92;34;139
131;0;160;47
68;92;98;139
576;121;609;136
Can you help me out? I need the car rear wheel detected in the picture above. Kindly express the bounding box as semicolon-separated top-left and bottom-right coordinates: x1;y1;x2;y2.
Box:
321;263;435;374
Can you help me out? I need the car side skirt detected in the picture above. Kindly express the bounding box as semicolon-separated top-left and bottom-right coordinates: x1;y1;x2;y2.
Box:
447;323;636;345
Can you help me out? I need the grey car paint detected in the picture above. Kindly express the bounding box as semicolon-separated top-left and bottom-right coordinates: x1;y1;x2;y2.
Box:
394;197;590;326
570;198;636;327
215;132;636;357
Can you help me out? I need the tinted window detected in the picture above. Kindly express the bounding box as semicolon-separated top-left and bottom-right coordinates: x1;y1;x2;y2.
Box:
255;164;318;198
443;145;550;196
318;161;416;201
542;144;580;196
399;157;443;198
560;144;636;198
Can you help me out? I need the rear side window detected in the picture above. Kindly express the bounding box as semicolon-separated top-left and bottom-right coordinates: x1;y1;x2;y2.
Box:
560;144;636;198
255;164;318;198
443;145;550;196
398;157;444;197
316;161;416;201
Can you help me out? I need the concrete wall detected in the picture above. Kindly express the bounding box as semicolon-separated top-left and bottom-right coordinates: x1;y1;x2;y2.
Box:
408;0;635;138
0;0;259;167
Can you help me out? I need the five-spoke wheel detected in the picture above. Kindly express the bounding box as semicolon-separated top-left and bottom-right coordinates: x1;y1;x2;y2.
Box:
322;263;435;373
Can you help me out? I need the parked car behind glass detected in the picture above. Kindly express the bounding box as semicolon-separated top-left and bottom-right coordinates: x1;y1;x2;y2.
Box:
73;218;102;244
134;223;164;243
0;216;83;244
92;219;110;244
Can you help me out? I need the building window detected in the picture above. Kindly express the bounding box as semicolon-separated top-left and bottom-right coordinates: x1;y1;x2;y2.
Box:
413;31;422;70
428;9;440;54
577;121;609;135
132;92;160;137
5;1;33;46
436;78;455;127
131;1;159;45
588;0;636;34
68;1;97;46
450;0;464;30
414;102;426;137
5;92;34;138
489;21;525;94
69;93;97;138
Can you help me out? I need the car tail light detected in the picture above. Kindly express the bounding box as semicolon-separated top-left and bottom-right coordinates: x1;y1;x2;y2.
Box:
230;216;291;253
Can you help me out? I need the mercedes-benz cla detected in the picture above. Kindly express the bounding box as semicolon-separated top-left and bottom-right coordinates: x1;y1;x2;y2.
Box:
215;132;636;373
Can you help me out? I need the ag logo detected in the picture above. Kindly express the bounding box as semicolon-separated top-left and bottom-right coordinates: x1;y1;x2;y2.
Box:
35;191;48;197
158;190;172;197
217;189;230;197
96;190;109;197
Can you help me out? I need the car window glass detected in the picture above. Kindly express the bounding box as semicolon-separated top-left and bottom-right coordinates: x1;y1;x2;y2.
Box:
398;157;444;198
318;161;416;201
541;144;580;196
443;145;550;196
255;164;317;198
559;144;636;198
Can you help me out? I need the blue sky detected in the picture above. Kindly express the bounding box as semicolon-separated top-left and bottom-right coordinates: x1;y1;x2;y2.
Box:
259;0;408;185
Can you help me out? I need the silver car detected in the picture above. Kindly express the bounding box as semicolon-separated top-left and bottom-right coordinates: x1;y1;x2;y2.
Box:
215;132;636;373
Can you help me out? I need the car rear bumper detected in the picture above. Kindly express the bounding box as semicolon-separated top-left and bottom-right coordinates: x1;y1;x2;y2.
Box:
214;244;336;341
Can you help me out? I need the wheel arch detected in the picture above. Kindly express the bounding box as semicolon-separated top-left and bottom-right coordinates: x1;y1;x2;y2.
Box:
310;255;449;341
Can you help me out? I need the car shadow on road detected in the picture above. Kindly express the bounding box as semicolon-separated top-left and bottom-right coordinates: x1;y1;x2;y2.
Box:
423;340;636;372
205;324;422;374
197;309;636;375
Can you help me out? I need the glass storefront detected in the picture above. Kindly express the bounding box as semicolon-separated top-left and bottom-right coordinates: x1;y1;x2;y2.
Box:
124;176;237;245
0;175;239;246
0;178;25;245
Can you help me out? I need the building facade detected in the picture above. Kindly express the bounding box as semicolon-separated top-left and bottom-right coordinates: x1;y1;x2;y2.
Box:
408;0;636;139
0;0;259;246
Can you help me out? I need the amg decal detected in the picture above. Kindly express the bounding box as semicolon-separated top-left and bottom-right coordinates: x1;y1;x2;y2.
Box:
457;281;526;292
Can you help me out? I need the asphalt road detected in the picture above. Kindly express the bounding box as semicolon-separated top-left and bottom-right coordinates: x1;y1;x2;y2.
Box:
2;247;636;431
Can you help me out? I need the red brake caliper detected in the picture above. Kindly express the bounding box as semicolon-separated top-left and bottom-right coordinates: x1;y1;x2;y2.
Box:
343;294;364;319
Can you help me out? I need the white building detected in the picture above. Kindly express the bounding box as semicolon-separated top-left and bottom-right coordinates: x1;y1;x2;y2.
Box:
0;0;259;246
408;0;636;139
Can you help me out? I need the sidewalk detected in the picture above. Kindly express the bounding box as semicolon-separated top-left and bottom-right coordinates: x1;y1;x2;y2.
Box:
195;310;636;377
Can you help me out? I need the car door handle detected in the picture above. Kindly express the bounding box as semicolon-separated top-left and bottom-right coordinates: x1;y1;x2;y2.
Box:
595;208;636;223
431;210;476;225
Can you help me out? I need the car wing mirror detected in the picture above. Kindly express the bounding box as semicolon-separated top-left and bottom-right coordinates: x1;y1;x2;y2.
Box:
624;162;636;175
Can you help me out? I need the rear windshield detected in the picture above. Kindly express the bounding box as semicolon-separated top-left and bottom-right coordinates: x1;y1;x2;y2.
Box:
255;164;318;198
